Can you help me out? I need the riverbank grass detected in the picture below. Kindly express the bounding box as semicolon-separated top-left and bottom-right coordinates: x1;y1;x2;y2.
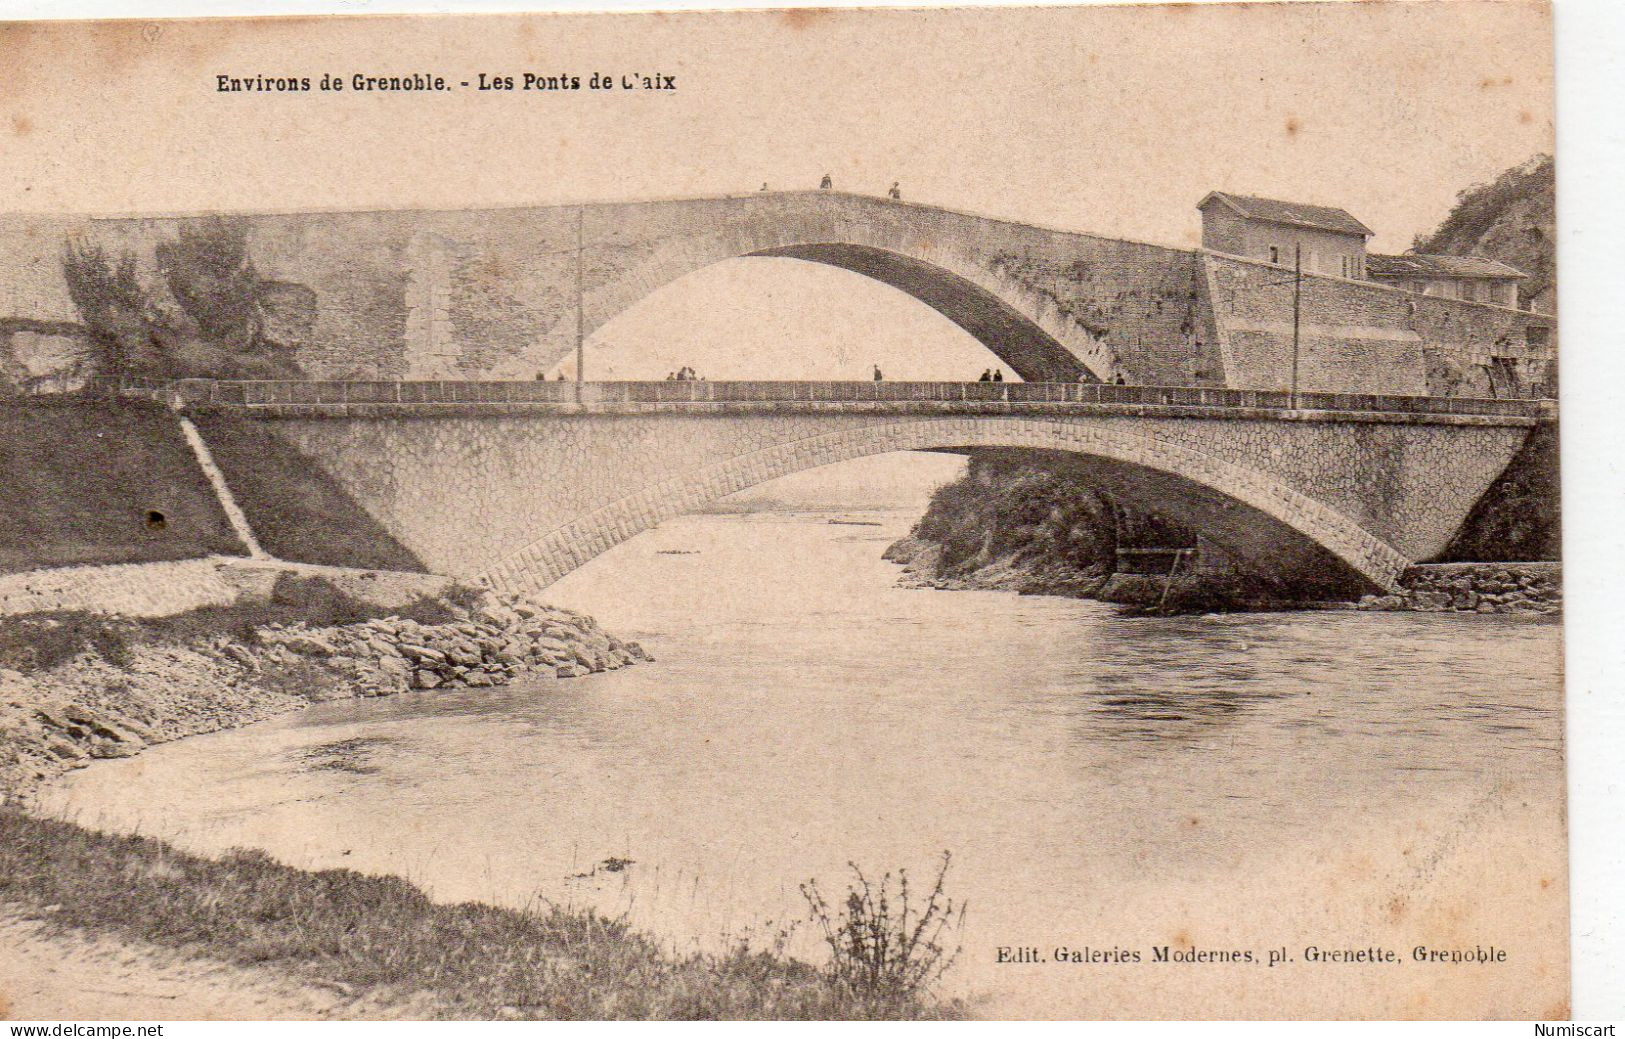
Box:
0;811;963;1019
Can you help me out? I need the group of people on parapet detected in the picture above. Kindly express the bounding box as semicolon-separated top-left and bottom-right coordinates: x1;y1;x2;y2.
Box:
867;367;1009;382
757;175;902;200
666;367;705;381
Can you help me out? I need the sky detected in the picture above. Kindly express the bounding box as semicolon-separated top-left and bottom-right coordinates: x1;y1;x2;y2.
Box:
1;2;1553;252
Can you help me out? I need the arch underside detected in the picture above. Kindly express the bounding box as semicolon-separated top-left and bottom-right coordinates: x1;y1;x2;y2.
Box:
477;417;1411;597
748;244;1096;383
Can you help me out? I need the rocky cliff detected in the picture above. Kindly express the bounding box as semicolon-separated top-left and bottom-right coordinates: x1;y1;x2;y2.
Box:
1413;154;1556;313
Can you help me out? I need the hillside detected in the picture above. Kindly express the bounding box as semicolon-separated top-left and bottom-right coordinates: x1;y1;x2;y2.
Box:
1413;154;1555;311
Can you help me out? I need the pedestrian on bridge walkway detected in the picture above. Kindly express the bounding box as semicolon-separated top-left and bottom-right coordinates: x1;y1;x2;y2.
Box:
872;365;884;381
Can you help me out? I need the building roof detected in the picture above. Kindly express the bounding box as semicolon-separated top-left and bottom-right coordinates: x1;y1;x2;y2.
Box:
1198;191;1375;238
1366;253;1528;280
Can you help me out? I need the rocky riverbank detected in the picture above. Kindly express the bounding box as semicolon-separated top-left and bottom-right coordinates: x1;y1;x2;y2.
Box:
889;451;1561;615
0;581;649;802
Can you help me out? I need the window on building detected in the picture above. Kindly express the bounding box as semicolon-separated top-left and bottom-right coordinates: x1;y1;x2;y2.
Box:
1269;246;1280;265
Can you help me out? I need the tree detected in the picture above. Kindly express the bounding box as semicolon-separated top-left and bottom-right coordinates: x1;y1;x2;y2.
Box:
59;238;159;379
155;217;267;354
49;218;307;385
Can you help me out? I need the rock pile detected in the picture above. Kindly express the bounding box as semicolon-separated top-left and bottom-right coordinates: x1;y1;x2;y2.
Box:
256;594;651;695
1355;563;1561;614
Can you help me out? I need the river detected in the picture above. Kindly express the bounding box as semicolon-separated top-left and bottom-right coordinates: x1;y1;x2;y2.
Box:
42;508;1568;1018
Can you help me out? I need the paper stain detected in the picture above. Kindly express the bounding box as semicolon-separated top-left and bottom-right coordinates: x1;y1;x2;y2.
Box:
781;8;833;32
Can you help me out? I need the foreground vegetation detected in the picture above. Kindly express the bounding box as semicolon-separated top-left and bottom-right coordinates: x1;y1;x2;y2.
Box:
0;811;963;1020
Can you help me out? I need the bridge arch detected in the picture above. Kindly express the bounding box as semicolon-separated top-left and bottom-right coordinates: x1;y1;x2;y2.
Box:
476;416;1411;596
583;198;1120;382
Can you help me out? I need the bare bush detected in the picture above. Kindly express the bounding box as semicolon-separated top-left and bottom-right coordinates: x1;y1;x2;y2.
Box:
799;851;965;1011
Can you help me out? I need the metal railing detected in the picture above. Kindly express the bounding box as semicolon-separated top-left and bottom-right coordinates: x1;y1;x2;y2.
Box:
71;377;1553;418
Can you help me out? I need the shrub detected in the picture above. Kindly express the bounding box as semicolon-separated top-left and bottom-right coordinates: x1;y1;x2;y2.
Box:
397;583;484;626
0;610;133;672
266;573;378;627
799;852;964;1012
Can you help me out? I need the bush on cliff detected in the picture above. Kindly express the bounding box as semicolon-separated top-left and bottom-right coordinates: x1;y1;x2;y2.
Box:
911;453;1118;579
1413;154;1555;312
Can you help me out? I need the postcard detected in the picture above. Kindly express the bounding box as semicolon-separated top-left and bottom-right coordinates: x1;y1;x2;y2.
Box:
0;1;1567;1020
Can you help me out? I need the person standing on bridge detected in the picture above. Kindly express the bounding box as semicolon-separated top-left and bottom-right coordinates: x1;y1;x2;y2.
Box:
820;173;833;189
1113;373;1127;385
888;182;902;200
872;364;884;382
978;369;992;382
992;368;1004;383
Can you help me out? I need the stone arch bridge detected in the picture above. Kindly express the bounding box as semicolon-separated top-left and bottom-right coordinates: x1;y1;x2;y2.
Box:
7;189;1554;396
166;380;1550;597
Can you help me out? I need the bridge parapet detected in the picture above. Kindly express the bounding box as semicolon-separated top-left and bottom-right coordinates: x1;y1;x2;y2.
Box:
81;377;1555;422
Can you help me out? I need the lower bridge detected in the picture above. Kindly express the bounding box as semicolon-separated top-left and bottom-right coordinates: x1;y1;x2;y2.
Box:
112;379;1552;596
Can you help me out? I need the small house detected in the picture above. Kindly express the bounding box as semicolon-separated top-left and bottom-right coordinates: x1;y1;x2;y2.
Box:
1198;191;1373;279
1364;253;1526;308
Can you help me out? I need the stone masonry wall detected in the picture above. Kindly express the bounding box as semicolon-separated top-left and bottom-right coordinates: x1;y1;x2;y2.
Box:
1356;561;1561;614
1203;251;1556;397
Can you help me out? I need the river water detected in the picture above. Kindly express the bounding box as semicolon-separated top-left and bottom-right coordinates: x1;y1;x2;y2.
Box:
44;509;1568;1018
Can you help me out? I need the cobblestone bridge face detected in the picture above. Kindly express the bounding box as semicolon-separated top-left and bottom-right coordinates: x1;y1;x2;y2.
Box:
230;408;1534;595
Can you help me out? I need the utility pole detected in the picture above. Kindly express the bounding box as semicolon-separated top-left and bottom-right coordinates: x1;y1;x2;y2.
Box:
1290;243;1302;408
574;206;585;401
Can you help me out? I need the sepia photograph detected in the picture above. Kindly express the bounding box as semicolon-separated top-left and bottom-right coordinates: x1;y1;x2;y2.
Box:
0;0;1602;1022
